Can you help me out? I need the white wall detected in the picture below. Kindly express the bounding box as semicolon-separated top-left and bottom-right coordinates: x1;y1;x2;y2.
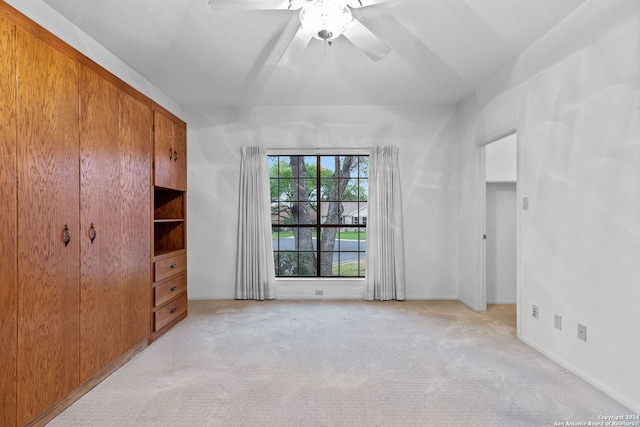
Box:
485;133;517;182
485;182;517;304
5;0;182;117
457;0;640;413
185;105;460;300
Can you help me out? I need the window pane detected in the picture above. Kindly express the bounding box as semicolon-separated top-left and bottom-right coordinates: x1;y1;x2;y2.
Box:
335;252;363;277
273;228;294;251
359;229;367;251
268;156;279;177
294;227;316;251
321;201;343;225
298;252;316;276
320;156;335;175
275;252;295;276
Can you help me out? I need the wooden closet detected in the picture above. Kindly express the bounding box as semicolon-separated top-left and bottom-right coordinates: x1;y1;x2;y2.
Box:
16;27;82;426
0;13;18;427
79;66;151;383
0;3;186;426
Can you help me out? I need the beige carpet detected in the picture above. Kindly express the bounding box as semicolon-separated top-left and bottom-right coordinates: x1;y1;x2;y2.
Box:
48;300;633;426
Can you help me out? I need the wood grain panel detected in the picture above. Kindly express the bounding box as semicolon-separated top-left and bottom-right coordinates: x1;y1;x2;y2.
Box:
119;91;151;351
154;273;187;307
173;121;187;191
0;16;17;427
153;110;173;189
154;293;187;331
154;253;187;282
16;29;80;426
79;66;122;383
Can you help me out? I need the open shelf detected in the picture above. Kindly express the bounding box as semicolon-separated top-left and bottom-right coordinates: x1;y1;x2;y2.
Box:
154;188;184;220
153;188;186;256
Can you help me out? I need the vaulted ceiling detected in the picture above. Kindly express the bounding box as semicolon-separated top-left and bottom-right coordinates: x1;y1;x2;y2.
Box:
40;0;586;108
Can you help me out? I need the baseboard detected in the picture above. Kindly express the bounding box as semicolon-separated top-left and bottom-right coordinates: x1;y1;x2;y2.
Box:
188;295;460;301
519;336;640;414
406;295;459;301
188;294;235;300
25;339;148;427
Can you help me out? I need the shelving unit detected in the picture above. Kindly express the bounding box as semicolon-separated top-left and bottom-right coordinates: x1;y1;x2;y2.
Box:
151;107;188;341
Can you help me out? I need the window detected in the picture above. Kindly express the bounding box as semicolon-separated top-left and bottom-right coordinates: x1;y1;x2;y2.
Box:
269;155;368;278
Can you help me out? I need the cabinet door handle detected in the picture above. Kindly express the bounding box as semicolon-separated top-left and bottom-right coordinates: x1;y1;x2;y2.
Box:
173;150;178;162
169;147;173;160
169;308;177;314
169;263;177;269
169;286;177;292
89;223;97;244
63;224;71;247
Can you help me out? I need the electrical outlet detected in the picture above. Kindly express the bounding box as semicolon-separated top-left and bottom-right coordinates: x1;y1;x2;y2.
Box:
578;324;587;342
532;304;539;319
523;197;529;210
315;290;324;296
554;314;562;331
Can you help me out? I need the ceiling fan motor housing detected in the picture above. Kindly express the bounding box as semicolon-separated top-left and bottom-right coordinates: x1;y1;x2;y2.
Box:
299;0;353;41
317;29;333;40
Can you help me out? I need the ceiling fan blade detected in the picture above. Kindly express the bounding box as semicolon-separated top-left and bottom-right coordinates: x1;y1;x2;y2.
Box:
342;18;390;61
278;25;313;65
208;0;306;10
346;0;392;8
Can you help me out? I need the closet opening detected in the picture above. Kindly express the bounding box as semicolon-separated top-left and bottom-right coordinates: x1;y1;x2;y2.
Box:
481;131;518;332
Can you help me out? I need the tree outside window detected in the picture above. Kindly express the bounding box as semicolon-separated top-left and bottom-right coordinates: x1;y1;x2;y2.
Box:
269;155;368;278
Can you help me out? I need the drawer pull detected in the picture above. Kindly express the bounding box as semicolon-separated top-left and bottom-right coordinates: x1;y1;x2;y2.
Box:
89;223;97;243
174;150;178;162
63;224;71;247
169;286;177;292
169;308;177;314
169;147;173;160
169;263;177;269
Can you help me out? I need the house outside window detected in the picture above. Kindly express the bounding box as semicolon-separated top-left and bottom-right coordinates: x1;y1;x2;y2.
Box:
269;155;368;278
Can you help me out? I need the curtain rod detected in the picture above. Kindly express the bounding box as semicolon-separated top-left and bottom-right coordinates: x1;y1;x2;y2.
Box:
266;147;370;155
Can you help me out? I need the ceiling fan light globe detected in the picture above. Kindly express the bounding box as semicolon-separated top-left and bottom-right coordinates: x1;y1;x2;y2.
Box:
299;0;353;41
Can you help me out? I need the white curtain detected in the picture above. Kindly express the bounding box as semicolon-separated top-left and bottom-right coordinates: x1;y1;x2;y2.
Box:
365;146;406;301
236;146;275;300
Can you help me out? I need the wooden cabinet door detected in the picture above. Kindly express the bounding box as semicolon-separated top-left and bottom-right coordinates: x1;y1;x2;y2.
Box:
173;121;187;191
0;16;17;427
153;110;174;189
119;91;151;351
79;66;122;383
16;30;80;426
153;109;186;191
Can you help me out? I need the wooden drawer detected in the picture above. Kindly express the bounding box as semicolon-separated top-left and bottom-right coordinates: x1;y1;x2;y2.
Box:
154;273;187;307
154;293;187;331
154;253;186;282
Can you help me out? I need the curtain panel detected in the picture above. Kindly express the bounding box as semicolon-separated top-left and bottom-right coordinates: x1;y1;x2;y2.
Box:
236;146;275;300
365;146;406;301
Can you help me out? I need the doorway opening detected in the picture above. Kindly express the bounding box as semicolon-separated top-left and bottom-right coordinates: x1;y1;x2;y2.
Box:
482;131;518;332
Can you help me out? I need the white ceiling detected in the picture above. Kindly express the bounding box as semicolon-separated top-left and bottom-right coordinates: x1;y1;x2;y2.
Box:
40;0;586;108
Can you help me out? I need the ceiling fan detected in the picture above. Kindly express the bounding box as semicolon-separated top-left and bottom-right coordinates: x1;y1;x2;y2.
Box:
208;0;392;63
